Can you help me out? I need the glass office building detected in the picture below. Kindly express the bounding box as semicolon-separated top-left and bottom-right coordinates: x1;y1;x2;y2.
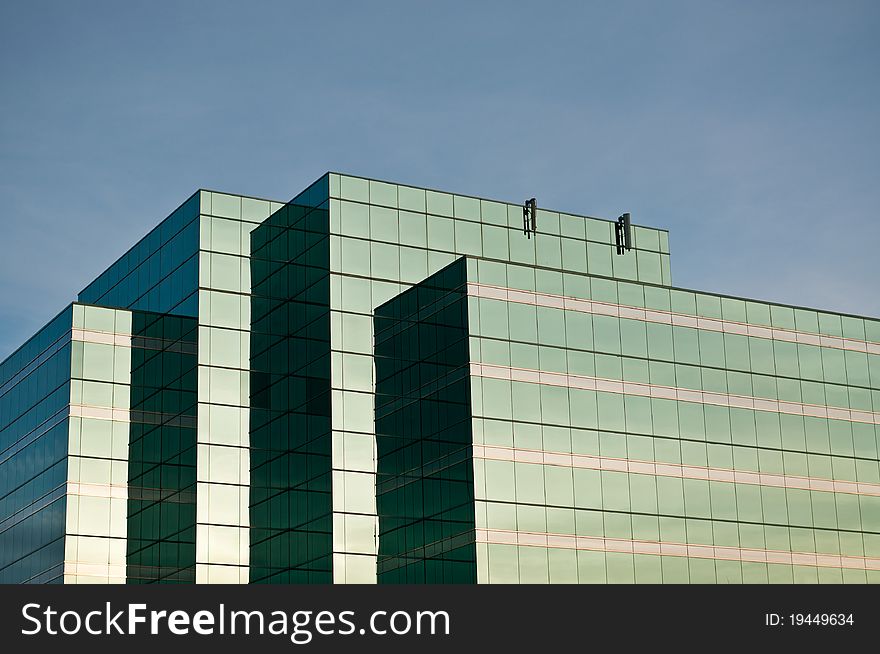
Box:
1;190;284;583
2;173;879;583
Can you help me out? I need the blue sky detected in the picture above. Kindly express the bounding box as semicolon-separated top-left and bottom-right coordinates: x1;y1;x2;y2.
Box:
1;1;878;358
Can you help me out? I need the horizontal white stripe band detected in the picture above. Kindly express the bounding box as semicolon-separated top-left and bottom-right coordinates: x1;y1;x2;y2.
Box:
472;444;880;497
467;282;880;356
475;528;880;571
470;362;880;426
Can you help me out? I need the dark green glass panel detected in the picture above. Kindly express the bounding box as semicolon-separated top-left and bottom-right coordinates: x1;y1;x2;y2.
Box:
374;259;477;583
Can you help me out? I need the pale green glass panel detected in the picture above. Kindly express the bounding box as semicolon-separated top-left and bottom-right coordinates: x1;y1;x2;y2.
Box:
453;194;480;221
340;176;369;202
427;215;455;251
369;180;397;207
209;253;243;293
482;225;509;260
586;242;611;276
426;190;454;216
81;342;115;382
210;193;241;219
481;200;508;226
398;185;426;212
241;197;271;223
585;219;611;244
509;229;537;265
210;217;242;254
369;206;398;242
398;210;427;247
340;201;369;238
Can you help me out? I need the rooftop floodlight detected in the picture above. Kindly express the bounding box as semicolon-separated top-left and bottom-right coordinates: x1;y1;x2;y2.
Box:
522;198;537;238
615;212;632;255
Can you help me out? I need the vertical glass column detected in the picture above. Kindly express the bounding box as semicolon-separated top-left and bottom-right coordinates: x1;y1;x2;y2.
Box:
67;305;131;583
126;310;198;583
249;189;333;583
195;191;281;583
374;259;477;583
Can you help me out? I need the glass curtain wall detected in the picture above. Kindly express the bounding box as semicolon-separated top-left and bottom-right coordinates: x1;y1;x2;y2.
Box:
126;311;198;583
195;191;283;583
374;259;476;583
464;261;880;583
249;180;332;583
327;173;669;582
0;307;73;583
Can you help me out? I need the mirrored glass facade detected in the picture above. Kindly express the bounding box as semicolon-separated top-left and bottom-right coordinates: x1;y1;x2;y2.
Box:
372;249;880;584
375;259;476;582
249;181;332;583
2;172;878;583
1;307;72;583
